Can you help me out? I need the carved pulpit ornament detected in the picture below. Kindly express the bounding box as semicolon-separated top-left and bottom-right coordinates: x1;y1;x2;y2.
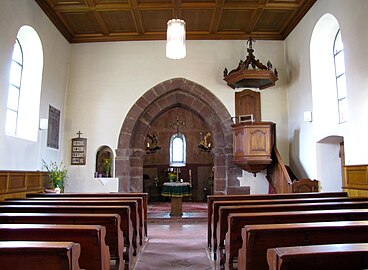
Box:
223;37;278;90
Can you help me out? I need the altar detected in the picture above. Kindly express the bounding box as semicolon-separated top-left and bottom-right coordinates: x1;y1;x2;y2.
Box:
161;182;191;216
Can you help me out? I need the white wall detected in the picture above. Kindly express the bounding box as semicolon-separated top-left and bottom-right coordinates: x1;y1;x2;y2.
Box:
285;0;368;182
64;40;288;192
0;0;70;170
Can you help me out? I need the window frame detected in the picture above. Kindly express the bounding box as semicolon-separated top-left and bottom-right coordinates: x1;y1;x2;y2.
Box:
169;132;186;167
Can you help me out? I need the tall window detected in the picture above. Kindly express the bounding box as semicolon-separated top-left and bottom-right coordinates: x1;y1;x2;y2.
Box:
5;39;23;135
170;133;186;167
333;29;348;123
5;26;43;141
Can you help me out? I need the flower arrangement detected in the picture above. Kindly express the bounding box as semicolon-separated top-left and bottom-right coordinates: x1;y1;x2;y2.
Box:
167;170;176;182
42;160;68;189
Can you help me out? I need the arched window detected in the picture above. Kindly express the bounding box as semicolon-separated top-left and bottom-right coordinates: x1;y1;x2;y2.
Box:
310;14;348;130
5;26;43;141
170;133;186;167
5;38;23;135
333;29;348;123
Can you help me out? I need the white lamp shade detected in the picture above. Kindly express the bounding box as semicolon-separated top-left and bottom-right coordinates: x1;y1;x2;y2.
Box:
166;19;186;59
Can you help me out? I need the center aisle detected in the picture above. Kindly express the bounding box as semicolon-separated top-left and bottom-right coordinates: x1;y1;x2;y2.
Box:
134;222;213;270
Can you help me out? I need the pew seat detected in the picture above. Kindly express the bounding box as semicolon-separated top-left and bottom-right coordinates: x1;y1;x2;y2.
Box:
211;196;368;258
0;204;133;268
0;224;110;270
218;201;368;264
0;212;124;270
26;192;148;237
267;243;368;270
207;192;348;248
0;241;81;270
238;220;368;270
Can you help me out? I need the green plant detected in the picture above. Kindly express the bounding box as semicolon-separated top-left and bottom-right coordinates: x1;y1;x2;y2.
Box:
103;158;112;177
42;160;68;189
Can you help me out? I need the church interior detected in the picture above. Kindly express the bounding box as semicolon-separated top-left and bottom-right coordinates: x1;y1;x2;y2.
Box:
1;0;368;269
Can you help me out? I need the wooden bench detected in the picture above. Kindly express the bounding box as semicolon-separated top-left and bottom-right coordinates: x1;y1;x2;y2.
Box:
218;201;368;264
238;220;368;270
207;192;348;248
0;212;124;270
267;243;368;270
211;196;368;256
23;195;146;244
0;204;133;267
0;241;81;270
4;198;141;251
216;199;368;263
0;224;110;270
27;192;148;237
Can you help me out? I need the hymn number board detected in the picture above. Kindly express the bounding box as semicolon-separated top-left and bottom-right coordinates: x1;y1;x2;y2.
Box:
71;131;87;165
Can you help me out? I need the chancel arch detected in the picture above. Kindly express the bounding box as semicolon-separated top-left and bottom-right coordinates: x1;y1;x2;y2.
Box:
116;78;241;194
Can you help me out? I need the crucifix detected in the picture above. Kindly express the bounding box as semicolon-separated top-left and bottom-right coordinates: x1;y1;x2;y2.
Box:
169;116;185;132
76;131;83;138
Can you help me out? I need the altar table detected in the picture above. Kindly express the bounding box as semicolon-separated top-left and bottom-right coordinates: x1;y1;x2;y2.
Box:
161;182;191;216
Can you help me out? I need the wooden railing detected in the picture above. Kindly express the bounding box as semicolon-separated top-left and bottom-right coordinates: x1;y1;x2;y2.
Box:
266;147;293;193
0;171;48;201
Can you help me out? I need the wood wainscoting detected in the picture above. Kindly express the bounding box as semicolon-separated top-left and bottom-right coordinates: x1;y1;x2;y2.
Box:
343;165;368;197
0;171;48;201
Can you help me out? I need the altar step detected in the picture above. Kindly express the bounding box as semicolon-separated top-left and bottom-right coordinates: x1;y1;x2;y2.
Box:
148;211;207;223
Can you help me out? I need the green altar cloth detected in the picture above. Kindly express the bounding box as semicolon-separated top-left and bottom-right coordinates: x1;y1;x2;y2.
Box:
161;182;191;198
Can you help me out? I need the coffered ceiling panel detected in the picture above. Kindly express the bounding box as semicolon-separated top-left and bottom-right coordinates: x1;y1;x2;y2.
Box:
35;0;317;43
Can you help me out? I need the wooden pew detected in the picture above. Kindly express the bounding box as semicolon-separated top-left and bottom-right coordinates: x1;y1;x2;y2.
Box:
211;196;368;256
0;204;133;267
0;241;81;270
207;192;348;248
216;199;368;262
222;201;368;268
267;243;368;270
238;220;368;270
0;224;110;270
3;199;141;251
27;192;148;237
0;213;124;270
21;196;145;246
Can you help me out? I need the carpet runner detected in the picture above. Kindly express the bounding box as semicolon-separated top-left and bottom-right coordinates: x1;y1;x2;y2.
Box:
134;222;213;270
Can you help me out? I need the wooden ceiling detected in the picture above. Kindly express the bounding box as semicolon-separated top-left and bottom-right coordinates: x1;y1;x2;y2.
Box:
35;0;317;43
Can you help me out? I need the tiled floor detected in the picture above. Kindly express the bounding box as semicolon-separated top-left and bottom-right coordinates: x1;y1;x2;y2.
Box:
134;210;214;270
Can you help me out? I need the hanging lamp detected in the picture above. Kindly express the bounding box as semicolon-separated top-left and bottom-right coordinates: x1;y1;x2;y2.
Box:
166;19;186;59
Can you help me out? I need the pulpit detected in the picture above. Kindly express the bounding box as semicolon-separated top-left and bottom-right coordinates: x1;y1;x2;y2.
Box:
161;182;191;216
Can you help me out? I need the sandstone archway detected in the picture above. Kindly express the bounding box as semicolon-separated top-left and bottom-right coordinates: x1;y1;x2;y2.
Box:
116;78;240;194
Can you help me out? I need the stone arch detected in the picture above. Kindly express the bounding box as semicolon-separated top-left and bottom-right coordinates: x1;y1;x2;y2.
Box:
116;78;240;194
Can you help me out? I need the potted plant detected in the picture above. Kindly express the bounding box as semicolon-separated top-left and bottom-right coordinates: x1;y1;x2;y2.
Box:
42;160;68;193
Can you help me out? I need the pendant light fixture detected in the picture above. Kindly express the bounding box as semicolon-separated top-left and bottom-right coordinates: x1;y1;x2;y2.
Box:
166;18;186;59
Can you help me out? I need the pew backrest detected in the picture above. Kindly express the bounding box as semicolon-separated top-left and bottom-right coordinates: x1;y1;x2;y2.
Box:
0;224;110;270
0;241;81;270
0;204;133;262
211;196;368;252
239;220;368;270
267;243;368;270
207;192;348;247
0;212;123;269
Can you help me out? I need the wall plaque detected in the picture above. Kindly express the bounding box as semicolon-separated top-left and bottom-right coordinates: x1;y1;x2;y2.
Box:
71;131;87;165
47;105;60;149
